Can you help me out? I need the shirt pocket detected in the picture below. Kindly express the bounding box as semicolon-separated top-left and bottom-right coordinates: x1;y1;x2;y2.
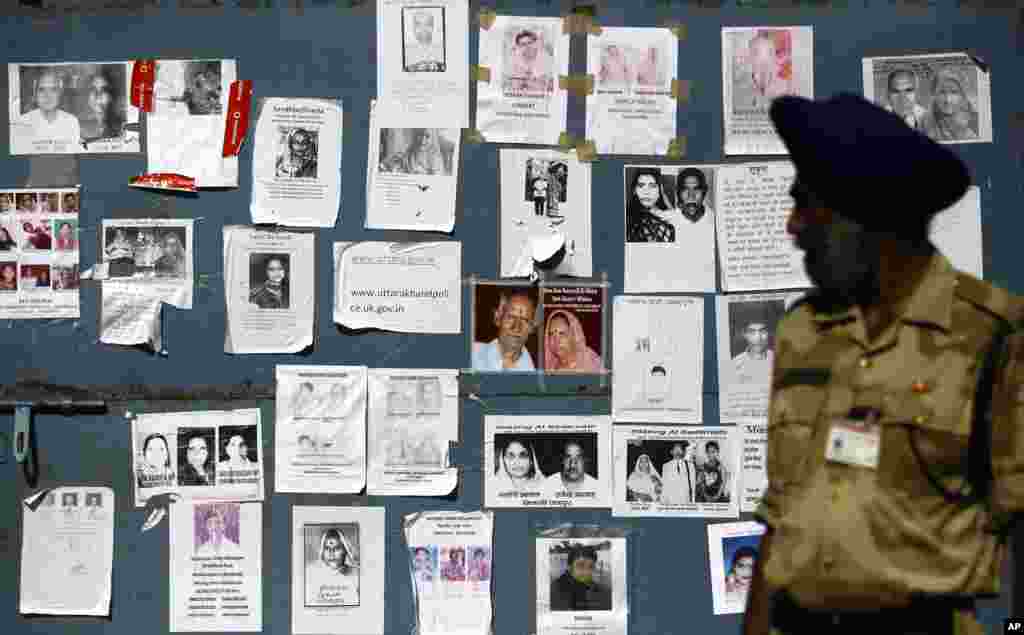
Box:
878;388;972;498
767;384;827;489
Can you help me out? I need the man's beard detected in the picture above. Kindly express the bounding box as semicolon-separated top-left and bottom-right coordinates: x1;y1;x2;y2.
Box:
681;202;704;220
563;468;583;482
798;218;880;308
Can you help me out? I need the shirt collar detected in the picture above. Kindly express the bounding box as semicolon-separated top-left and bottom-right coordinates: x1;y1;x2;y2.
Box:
810;251;956;333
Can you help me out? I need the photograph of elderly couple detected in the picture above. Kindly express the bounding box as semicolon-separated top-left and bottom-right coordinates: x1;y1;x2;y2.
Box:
103;225;188;279
624;438;732;504
471;283;605;374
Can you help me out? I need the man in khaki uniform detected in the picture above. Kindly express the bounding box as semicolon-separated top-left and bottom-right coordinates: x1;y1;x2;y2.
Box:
743;93;1024;635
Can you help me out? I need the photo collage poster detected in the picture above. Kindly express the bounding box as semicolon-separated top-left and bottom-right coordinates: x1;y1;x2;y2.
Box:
366;368;460;496
484;415;612;510
0;187;81;319
275;365;368;494
132;408;264;507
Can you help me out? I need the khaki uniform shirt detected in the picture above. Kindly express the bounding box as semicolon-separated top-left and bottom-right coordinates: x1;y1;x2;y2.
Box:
756;252;1024;611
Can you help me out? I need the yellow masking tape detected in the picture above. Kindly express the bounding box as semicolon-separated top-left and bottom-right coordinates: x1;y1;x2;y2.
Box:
472;65;492;83
477;9;497;30
666;137;687;159
671;79;692;102
576;140;597;162
558;74;594;96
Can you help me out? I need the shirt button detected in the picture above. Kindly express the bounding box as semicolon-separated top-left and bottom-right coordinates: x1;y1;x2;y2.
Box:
859;357;872;369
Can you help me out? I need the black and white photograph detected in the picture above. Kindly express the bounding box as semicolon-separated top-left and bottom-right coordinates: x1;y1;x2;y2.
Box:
178;427;216;487
485;415;613;509
62;492;79;507
624;166;675;243
502;24;556;94
613;425;740;517
136;431;176;490
303;523;361;607
154;60;223;116
725;298;786;386
863;52;992;144
275;127;319;179
471;282;540;373
378;128;456;176
499;149;592;278
545;540;613;612
248;252;290;310
216;424;260;485
402;6;447;73
417;377;442;415
102;225;189;279
9;61;138;155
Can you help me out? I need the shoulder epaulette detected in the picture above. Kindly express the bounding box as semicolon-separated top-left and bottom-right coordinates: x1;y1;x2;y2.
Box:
954;272;1017;325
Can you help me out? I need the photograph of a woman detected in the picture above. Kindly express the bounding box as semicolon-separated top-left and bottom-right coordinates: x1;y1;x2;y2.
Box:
924;68;979;142
136;432;175;488
493;437;547;492
625;454;662;503
544;309;603;373
625;167;674;243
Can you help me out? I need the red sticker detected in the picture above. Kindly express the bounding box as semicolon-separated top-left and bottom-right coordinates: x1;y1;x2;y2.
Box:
131;60;157;113
129;173;197;193
222;80;253;157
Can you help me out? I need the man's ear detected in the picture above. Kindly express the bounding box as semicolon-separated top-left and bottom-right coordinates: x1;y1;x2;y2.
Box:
492;307;502;328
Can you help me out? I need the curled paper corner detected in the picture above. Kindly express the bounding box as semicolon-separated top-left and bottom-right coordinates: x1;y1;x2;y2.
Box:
402;511;425;531
141;507;167;532
967;53;989;73
464;129;486;144
23;487;54;511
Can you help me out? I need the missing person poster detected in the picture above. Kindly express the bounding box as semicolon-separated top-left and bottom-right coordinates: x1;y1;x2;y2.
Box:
292;506;385;635
707;521;765;615
535;535;627;635
366;368;460;496
0;187;81;319
250;97;344;227
612;425;740;518
740;423;767;514
721;27;813;155
132;408;264;508
147;59;239;188
862;52;992;145
499;148;592;278
376;0;469;129
484;415;612;510
275;365;368;494
8;61;140;155
612;295;703;424
333;241;462;333
365;100;460;232
585;27;677;156
223;226;316;354
99;218;195;350
20;486;115;616
404;510;494;635
715;162;811;292
170;501;262;632
476;16;569;145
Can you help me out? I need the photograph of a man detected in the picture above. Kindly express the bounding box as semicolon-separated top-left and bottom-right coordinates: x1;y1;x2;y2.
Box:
660;441;699;504
545;440;599;495
504;27;554;93
675;167;714;224
884;69;927;131
728;300;784;385
472;286;539;372
549;543;612;612
402;7;446;73
19;68;81;147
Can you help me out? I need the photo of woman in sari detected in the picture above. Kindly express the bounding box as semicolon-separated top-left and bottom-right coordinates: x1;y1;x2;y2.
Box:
493;437;546;493
543;309;603;373
625;454;662;503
